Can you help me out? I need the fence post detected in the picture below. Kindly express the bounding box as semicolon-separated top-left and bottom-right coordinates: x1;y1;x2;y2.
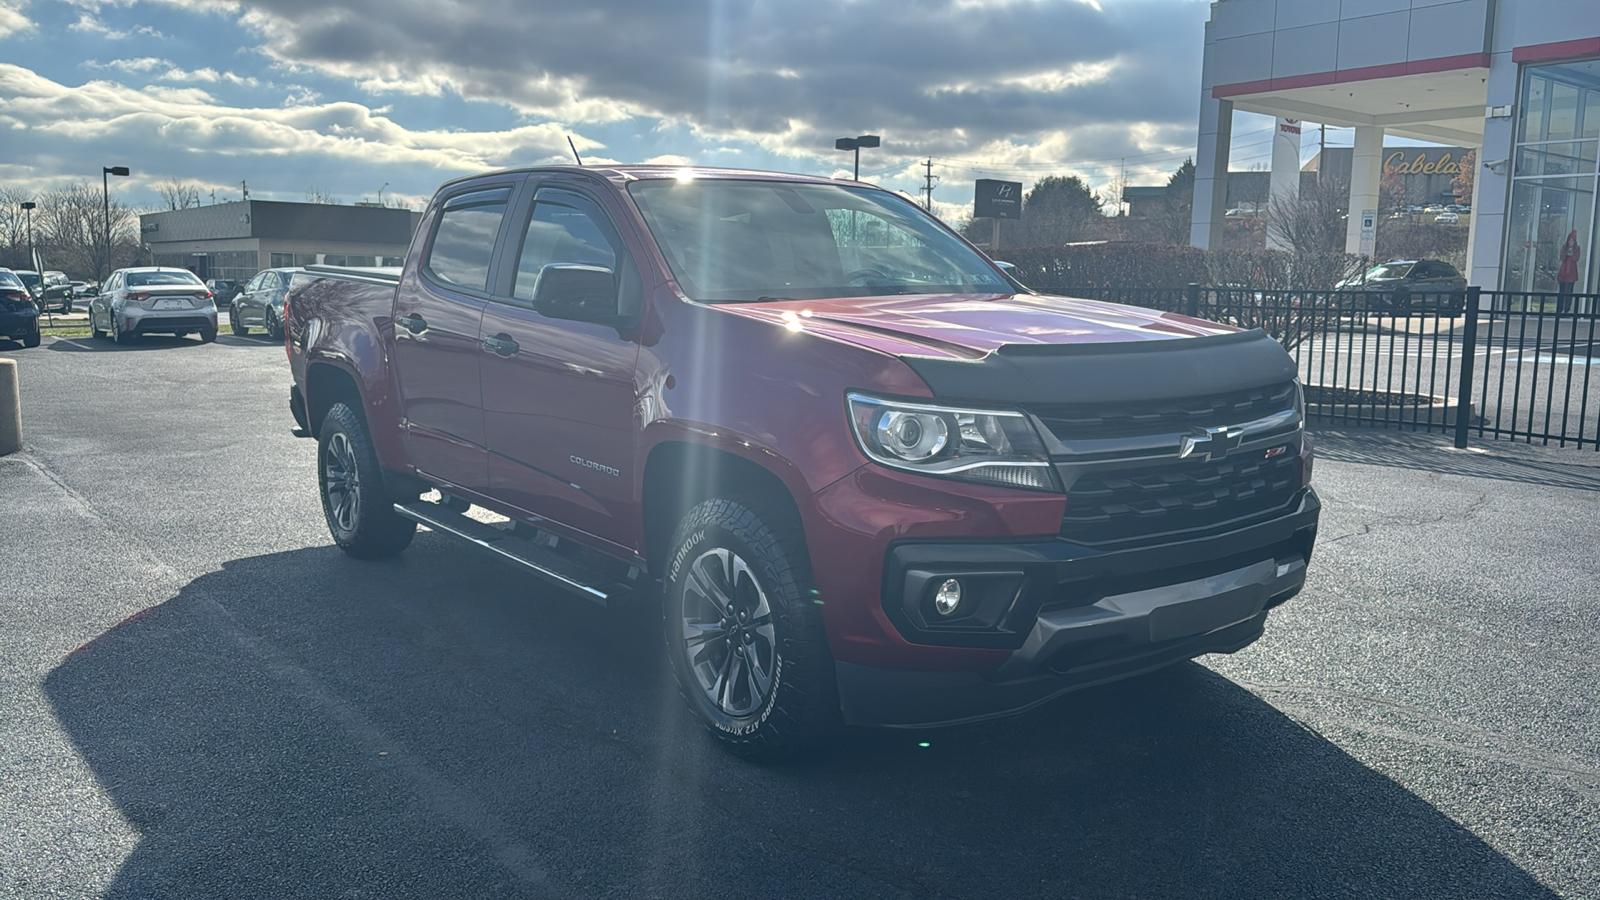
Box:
1453;285;1481;449
1185;283;1201;318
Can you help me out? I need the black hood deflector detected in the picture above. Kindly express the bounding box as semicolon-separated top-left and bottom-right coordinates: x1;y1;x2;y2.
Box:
899;329;1297;405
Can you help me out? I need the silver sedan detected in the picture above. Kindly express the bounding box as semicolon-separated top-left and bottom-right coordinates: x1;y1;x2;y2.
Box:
89;267;218;344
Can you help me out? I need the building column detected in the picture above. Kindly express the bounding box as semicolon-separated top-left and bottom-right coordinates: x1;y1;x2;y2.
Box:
1265;117;1303;251
1345;125;1384;257
1191;97;1233;250
1470;49;1520;291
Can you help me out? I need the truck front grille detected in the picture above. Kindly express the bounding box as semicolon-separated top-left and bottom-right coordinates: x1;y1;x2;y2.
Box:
1031;381;1297;441
1059;446;1301;545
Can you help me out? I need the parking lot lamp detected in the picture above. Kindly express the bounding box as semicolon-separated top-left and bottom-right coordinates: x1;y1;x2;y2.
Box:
834;135;881;181
20;201;35;278
102;166;129;281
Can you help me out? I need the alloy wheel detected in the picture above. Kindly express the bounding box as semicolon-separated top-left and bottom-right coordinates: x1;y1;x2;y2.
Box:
680;547;777;717
323;431;362;533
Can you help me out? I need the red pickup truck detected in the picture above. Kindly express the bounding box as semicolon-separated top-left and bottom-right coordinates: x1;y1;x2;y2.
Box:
286;165;1319;757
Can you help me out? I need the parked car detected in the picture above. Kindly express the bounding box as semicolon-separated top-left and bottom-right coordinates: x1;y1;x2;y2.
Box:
89;267;217;343
0;268;41;348
1337;258;1467;312
14;270;74;313
286;165;1320;757
206;279;245;305
72;281;99;300
1434;211;1460;224
230;268;300;339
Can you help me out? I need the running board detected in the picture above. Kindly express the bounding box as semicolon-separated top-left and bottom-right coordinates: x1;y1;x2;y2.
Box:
393;500;612;605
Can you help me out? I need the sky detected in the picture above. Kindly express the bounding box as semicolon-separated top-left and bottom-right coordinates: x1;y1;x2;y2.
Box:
0;0;1312;223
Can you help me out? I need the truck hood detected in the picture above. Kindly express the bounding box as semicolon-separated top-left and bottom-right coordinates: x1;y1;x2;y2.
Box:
713;292;1295;406
713;292;1235;360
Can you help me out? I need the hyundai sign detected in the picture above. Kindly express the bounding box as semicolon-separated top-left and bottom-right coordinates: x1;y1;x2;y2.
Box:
974;179;1023;220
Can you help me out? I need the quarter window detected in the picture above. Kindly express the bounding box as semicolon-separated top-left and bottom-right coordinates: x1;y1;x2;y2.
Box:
427;186;512;292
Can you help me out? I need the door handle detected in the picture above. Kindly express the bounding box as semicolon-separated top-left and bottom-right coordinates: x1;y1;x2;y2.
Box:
395;314;427;335
482;333;520;357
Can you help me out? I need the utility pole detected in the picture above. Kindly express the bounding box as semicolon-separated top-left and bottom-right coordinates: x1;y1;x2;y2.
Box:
922;159;938;211
241;180;249;200
1119;158;1128;216
1319;124;1326;186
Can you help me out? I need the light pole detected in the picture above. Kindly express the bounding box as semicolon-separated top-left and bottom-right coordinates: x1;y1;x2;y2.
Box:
834;134;880;180
19;201;35;276
102;165;129;281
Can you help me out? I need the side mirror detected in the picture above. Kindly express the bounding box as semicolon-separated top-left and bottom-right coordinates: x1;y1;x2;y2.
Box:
531;264;618;322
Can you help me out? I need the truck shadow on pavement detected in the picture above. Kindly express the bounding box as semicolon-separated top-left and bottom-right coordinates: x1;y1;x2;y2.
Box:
46;538;1557;899
42;334;263;352
1311;426;1600;492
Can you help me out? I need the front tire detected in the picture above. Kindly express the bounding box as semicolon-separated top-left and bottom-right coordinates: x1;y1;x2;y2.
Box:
663;496;838;759
318;401;416;558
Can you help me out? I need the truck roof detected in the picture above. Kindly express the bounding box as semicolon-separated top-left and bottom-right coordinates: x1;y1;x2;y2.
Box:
436;164;877;193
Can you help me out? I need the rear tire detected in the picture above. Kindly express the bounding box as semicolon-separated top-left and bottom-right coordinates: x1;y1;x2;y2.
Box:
90;310;105;340
266;308;283;341
318;401;417;559
663;495;838;759
199;325;217;343
230;304;249;336
23;331;40;348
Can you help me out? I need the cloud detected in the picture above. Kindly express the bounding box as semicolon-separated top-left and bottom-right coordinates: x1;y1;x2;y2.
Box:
0;64;584;205
0;0;33;38
68;11;168;38
194;0;1207;168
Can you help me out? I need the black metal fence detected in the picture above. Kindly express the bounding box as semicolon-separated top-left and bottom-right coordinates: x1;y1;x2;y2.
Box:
1037;284;1600;451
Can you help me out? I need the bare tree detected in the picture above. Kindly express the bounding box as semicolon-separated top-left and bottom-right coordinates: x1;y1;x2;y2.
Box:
155;178;202;211
304;186;342;205
0;186;35;269
1263;176;1367;289
34;181;141;281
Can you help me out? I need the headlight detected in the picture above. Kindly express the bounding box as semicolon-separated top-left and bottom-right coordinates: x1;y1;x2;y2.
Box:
847;393;1060;492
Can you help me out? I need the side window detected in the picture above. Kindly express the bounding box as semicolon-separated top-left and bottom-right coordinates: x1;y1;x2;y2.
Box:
245;273;265;292
513;189;619;301
426;186;512;292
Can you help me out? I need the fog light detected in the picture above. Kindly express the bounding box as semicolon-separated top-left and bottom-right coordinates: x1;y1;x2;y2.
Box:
933;579;963;617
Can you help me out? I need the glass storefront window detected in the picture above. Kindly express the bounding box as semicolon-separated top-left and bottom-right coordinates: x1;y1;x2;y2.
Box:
1510;60;1600;292
1506;176;1594;293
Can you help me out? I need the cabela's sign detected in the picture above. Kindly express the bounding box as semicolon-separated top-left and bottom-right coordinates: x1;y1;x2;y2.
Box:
1383;150;1467;176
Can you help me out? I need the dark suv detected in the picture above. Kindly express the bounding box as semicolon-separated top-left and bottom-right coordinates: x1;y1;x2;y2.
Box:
16;270;74;313
1338;259;1467;313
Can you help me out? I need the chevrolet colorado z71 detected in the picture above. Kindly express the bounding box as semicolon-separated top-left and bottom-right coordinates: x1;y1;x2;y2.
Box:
286;166;1319;757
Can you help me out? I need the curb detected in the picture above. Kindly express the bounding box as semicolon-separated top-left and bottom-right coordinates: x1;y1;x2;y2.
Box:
0;358;20;455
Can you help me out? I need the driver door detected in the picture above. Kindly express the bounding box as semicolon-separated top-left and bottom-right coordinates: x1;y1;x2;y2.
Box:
478;183;642;553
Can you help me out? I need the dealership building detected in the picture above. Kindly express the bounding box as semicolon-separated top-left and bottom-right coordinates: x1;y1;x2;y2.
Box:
1191;0;1600;293
139;200;422;283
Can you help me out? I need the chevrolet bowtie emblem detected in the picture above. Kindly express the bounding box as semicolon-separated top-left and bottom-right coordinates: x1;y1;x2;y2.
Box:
1179;426;1245;462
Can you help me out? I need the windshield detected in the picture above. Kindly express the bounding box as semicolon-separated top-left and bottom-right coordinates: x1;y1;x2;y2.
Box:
126;271;204;288
627;178;1011;302
17;272;40;288
1366;262;1414;280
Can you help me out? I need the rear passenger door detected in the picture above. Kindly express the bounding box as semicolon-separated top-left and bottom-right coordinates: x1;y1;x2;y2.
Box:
392;182;518;495
478;181;643;553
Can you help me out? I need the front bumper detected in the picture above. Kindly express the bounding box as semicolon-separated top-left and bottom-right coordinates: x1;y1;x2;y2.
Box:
835;489;1318;727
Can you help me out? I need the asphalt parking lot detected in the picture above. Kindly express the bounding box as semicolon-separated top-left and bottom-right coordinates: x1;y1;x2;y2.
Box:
2;331;1597;899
